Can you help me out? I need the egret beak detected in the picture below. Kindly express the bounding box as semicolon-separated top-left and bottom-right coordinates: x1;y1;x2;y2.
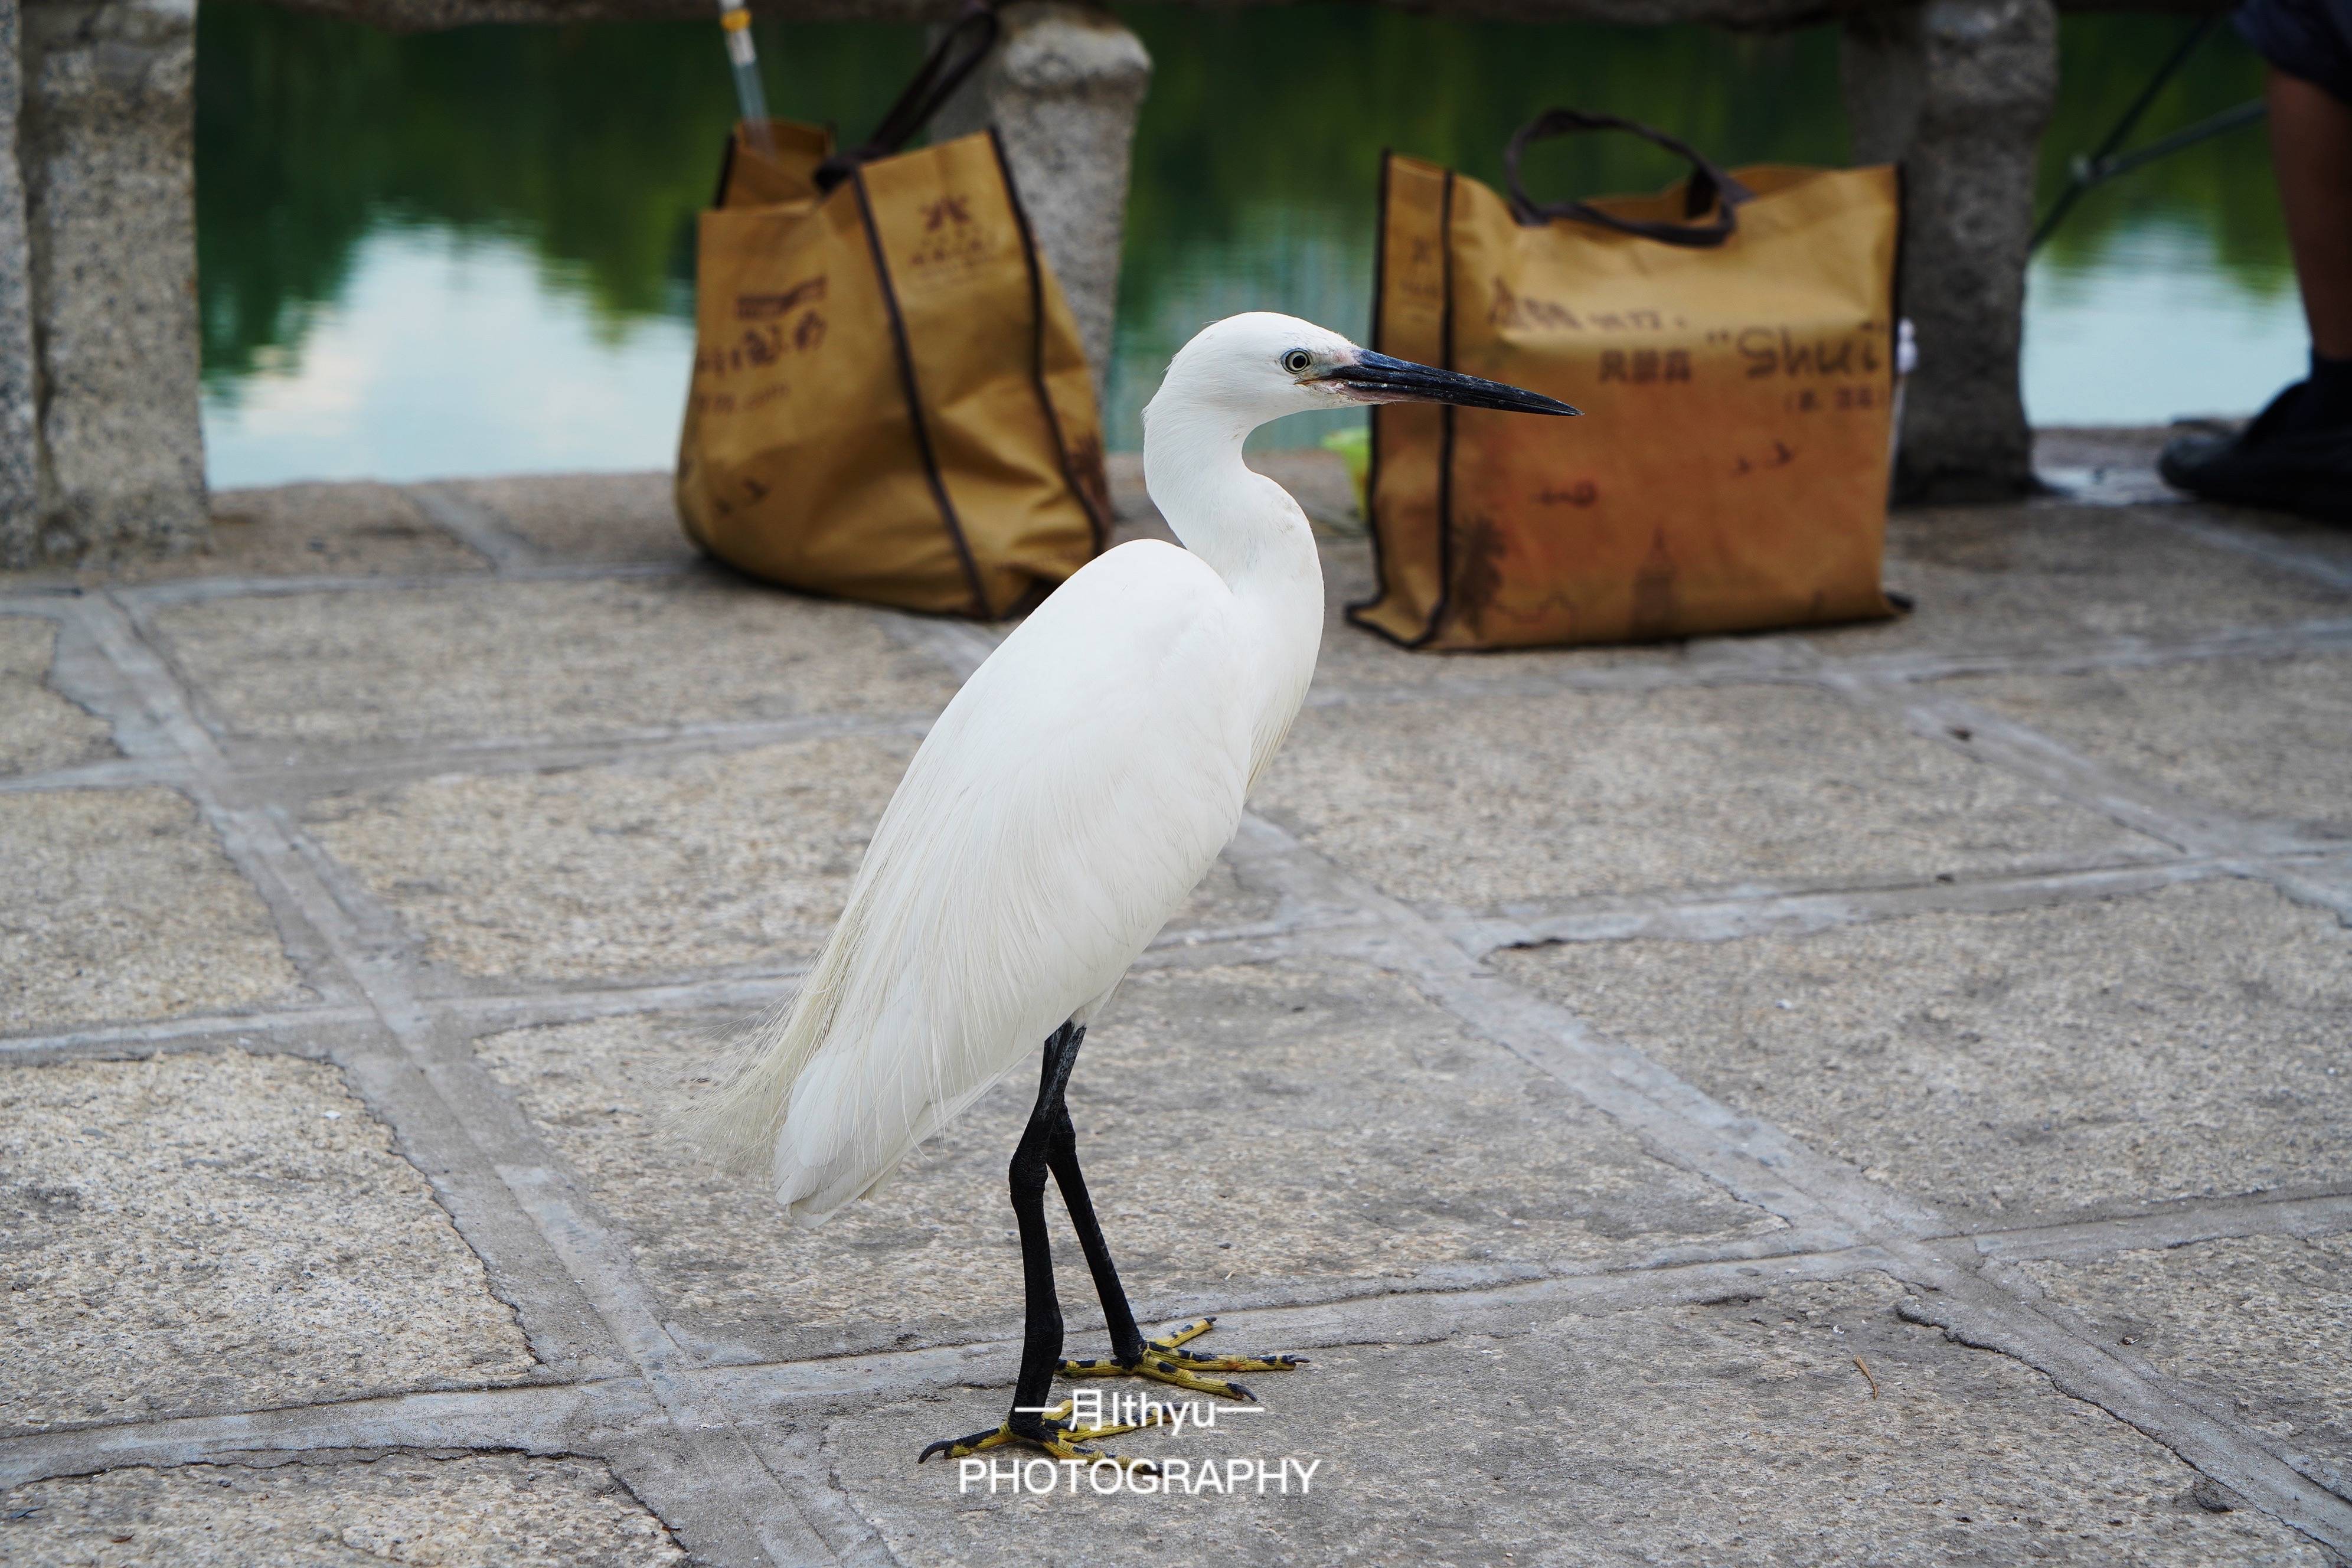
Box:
1322;351;1580;416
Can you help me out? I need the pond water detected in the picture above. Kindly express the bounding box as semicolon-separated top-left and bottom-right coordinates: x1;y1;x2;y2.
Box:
200;2;2302;485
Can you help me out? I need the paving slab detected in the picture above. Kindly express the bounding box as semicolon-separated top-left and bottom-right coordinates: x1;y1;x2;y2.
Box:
194;483;493;580
0;484;494;587
306;735;1278;987
303;734;912;985
808;1272;2326;1566
471;955;1779;1367
0;1453;682;1566
1955;654;2352;838
1497;878;2352;1229
1253;681;2166;913
151;575;956;755
2035;425;2177;475
2197;505;2352;586
0;1051;537;1434
435;471;700;567
0;616;113;777
2018;1231;2352;1501
0;788;305;1033
9;463;2345;1562
1799;502;2350;661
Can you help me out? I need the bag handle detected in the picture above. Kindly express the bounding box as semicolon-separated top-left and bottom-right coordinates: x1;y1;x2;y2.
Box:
815;0;1001;191
1504;109;1753;247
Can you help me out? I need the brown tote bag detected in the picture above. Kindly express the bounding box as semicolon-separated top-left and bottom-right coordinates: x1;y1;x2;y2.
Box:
675;1;1110;618
1353;110;1904;650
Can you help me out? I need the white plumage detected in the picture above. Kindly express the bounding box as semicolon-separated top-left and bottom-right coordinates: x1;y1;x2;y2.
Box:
684;311;1572;1227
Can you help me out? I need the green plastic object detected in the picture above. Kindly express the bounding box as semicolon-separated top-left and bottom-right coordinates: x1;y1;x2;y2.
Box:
1321;424;1370;517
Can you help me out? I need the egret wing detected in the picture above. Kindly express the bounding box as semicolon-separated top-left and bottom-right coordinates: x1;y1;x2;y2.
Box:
767;543;1255;1221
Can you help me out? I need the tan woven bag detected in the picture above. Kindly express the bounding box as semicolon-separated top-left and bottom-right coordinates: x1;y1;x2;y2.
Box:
1355;110;1904;649
676;2;1109;618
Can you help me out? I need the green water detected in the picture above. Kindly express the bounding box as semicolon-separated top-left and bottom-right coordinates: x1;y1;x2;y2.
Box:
199;2;2298;484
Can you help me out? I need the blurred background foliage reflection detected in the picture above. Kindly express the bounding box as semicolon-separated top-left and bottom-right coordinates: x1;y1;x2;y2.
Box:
198;2;2293;469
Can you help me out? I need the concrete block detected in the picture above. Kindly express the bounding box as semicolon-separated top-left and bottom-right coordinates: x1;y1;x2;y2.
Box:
197;482;492;578
152;576;955;753
0;481;495;587
0;1453;681;1565
1815;504;2352;659
0;1051;536;1433
2020;1231;2352;1501
435;471;698;567
1497;878;2352;1227
0;786;303;1032
0;614;112;775
305;736;921;984
1955;654;2352;838
1252;681;2164;914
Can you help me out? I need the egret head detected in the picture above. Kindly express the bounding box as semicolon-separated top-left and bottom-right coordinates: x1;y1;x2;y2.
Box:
1145;312;1579;437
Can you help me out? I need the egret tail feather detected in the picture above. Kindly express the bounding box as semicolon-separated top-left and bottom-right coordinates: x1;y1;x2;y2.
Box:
671;894;870;1181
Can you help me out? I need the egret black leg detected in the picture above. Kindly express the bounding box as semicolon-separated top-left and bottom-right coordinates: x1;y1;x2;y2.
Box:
1042;1036;1148;1368
1046;1030;1308;1403
919;1021;1158;1466
917;1015;1303;1468
1004;1020;1080;1441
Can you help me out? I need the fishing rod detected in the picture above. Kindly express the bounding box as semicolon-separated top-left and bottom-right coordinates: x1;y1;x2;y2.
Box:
716;0;778;157
2031;13;2266;252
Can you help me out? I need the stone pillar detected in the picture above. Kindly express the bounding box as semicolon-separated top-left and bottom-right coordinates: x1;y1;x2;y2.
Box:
0;0;40;563
933;0;1150;396
1843;0;2057;501
5;0;204;567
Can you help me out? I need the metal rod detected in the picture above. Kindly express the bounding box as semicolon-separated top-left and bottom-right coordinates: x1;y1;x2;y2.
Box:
2088;11;2229;169
2029;12;2252;252
2089;98;2268;183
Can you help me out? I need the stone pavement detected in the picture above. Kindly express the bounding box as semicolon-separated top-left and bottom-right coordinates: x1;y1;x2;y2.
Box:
1;435;2347;1566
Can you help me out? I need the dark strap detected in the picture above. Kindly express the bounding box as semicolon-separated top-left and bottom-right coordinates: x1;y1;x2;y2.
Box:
1504;108;1753;247
711;126;740;208
815;0;999;191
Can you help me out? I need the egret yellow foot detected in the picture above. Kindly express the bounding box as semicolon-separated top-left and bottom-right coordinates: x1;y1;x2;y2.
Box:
917;1397;1161;1468
1061;1316;1306;1402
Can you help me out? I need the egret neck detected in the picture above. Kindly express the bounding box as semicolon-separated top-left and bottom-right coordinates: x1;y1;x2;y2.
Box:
1140;398;1326;786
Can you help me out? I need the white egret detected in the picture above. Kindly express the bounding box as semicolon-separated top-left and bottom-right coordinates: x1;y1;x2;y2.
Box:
687;312;1576;1464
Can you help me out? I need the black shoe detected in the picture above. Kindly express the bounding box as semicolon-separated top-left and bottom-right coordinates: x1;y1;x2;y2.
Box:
2158;382;2352;522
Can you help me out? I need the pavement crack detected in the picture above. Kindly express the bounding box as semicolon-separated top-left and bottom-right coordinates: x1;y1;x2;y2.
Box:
1894;1277;2352;1554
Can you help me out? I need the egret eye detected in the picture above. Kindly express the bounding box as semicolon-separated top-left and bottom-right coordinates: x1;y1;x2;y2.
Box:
1282;349;1313;375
